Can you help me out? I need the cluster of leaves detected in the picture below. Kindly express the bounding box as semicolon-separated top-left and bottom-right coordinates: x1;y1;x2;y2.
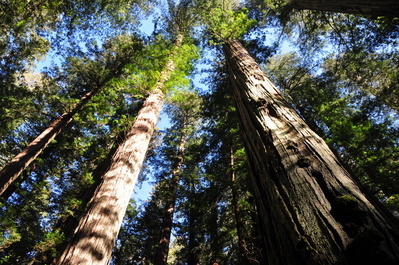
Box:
205;7;257;44
0;1;204;262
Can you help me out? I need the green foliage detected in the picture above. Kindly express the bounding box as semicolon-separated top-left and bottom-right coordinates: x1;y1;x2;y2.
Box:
336;195;358;208
34;230;65;259
0;178;52;264
165;0;202;34
0;29;149;262
384;195;399;216
165;42;200;91
199;56;265;264
205;8;257;43
166;88;203;128
111;201;141;264
1;0;399;263
64;198;83;217
322;52;399;112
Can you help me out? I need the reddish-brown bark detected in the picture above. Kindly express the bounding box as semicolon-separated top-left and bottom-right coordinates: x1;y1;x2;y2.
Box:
154;123;186;265
224;38;399;265
54;34;184;265
54;88;165;265
0;88;99;198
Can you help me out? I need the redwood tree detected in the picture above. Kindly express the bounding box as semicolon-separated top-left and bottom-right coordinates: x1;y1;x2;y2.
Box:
154;90;202;265
54;87;165;265
225;38;399;264
54;6;199;261
205;6;399;264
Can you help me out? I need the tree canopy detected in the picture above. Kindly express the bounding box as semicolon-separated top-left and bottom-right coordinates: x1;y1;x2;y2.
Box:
1;0;399;264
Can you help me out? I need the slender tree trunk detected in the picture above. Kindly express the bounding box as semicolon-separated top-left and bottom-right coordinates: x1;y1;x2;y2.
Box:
54;88;165;265
224;38;399;265
154;118;187;265
229;147;252;265
187;188;199;265
54;34;183;265
209;184;220;263
288;0;399;17
0;89;99;197
0;167;31;202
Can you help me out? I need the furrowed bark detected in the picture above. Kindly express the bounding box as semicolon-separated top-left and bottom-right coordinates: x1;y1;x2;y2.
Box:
224;39;399;265
54;34;183;265
54;88;165;265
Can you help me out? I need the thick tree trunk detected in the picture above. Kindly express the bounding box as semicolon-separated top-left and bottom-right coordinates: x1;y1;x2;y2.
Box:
54;34;183;265
30;132;127;265
0;89;98;197
54;88;165;265
154;120;187;265
224;39;399;265
289;0;399;17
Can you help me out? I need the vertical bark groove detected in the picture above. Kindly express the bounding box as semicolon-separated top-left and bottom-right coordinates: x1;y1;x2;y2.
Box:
224;38;399;265
54;89;165;265
55;33;184;265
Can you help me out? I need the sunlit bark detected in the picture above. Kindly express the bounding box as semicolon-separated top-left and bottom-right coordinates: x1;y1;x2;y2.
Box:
224;38;399;265
55;34;183;265
54;88;165;265
0;88;99;199
30;131;126;265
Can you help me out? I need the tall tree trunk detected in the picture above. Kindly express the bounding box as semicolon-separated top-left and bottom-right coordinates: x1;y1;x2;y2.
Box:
0;89;95;197
229;147;252;265
54;34;183;265
54;88;165;265
288;0;399;17
154;118;187;265
30;131;127;265
209;184;220;264
187;187;199;265
224;38;399;265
